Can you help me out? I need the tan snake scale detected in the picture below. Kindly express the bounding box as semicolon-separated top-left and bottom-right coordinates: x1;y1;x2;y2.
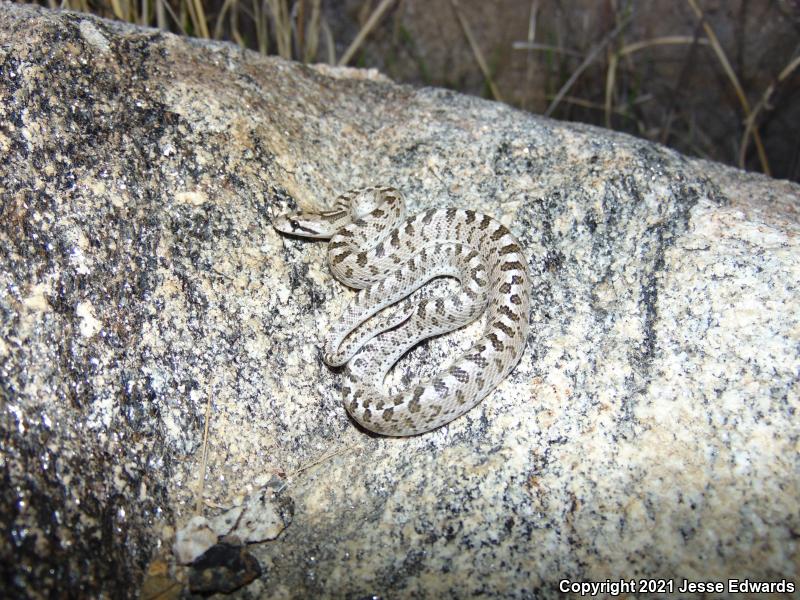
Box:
274;187;531;435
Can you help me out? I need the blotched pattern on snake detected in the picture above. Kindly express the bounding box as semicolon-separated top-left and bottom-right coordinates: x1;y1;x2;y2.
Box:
274;187;531;436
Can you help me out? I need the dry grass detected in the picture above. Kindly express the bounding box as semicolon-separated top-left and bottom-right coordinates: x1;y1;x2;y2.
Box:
448;0;504;102
509;0;798;180
740;53;800;171
685;0;769;174
338;0;394;66
25;0;800;180
40;0;348;63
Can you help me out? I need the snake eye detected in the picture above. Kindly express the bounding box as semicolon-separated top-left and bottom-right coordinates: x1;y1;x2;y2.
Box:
289;219;300;229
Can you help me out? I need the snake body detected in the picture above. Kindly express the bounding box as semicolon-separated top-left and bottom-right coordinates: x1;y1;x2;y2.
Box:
274;187;530;436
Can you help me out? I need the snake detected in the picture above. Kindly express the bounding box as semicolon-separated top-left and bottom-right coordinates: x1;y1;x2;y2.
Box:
273;187;531;436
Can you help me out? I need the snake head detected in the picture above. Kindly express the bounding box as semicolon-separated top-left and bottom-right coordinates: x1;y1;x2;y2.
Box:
272;210;345;239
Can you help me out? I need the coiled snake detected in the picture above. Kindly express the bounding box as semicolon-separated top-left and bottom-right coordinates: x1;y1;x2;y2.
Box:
274;187;530;436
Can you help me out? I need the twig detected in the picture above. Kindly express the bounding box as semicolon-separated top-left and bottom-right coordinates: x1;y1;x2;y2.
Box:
195;390;213;515
287;445;360;479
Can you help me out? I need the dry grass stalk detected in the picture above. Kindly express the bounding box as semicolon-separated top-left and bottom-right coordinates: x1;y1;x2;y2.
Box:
302;0;322;62
184;0;209;39
320;16;336;64
605;36;709;128
520;0;540;110
739;53;800;170
213;0;240;40
338;0;395;66
545;12;632;118
685;0;770;174
512;41;583;58
449;0;504;102
267;0;292;59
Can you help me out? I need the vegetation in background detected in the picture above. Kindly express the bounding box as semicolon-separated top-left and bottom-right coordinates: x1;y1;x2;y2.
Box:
25;0;800;181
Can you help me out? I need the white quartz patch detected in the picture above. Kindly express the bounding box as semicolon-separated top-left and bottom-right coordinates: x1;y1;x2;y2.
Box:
75;301;101;337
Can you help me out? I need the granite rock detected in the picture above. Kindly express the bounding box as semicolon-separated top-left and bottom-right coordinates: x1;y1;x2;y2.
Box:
0;3;798;598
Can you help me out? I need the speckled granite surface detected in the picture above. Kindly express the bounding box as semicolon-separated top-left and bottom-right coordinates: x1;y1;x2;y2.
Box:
0;3;798;598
